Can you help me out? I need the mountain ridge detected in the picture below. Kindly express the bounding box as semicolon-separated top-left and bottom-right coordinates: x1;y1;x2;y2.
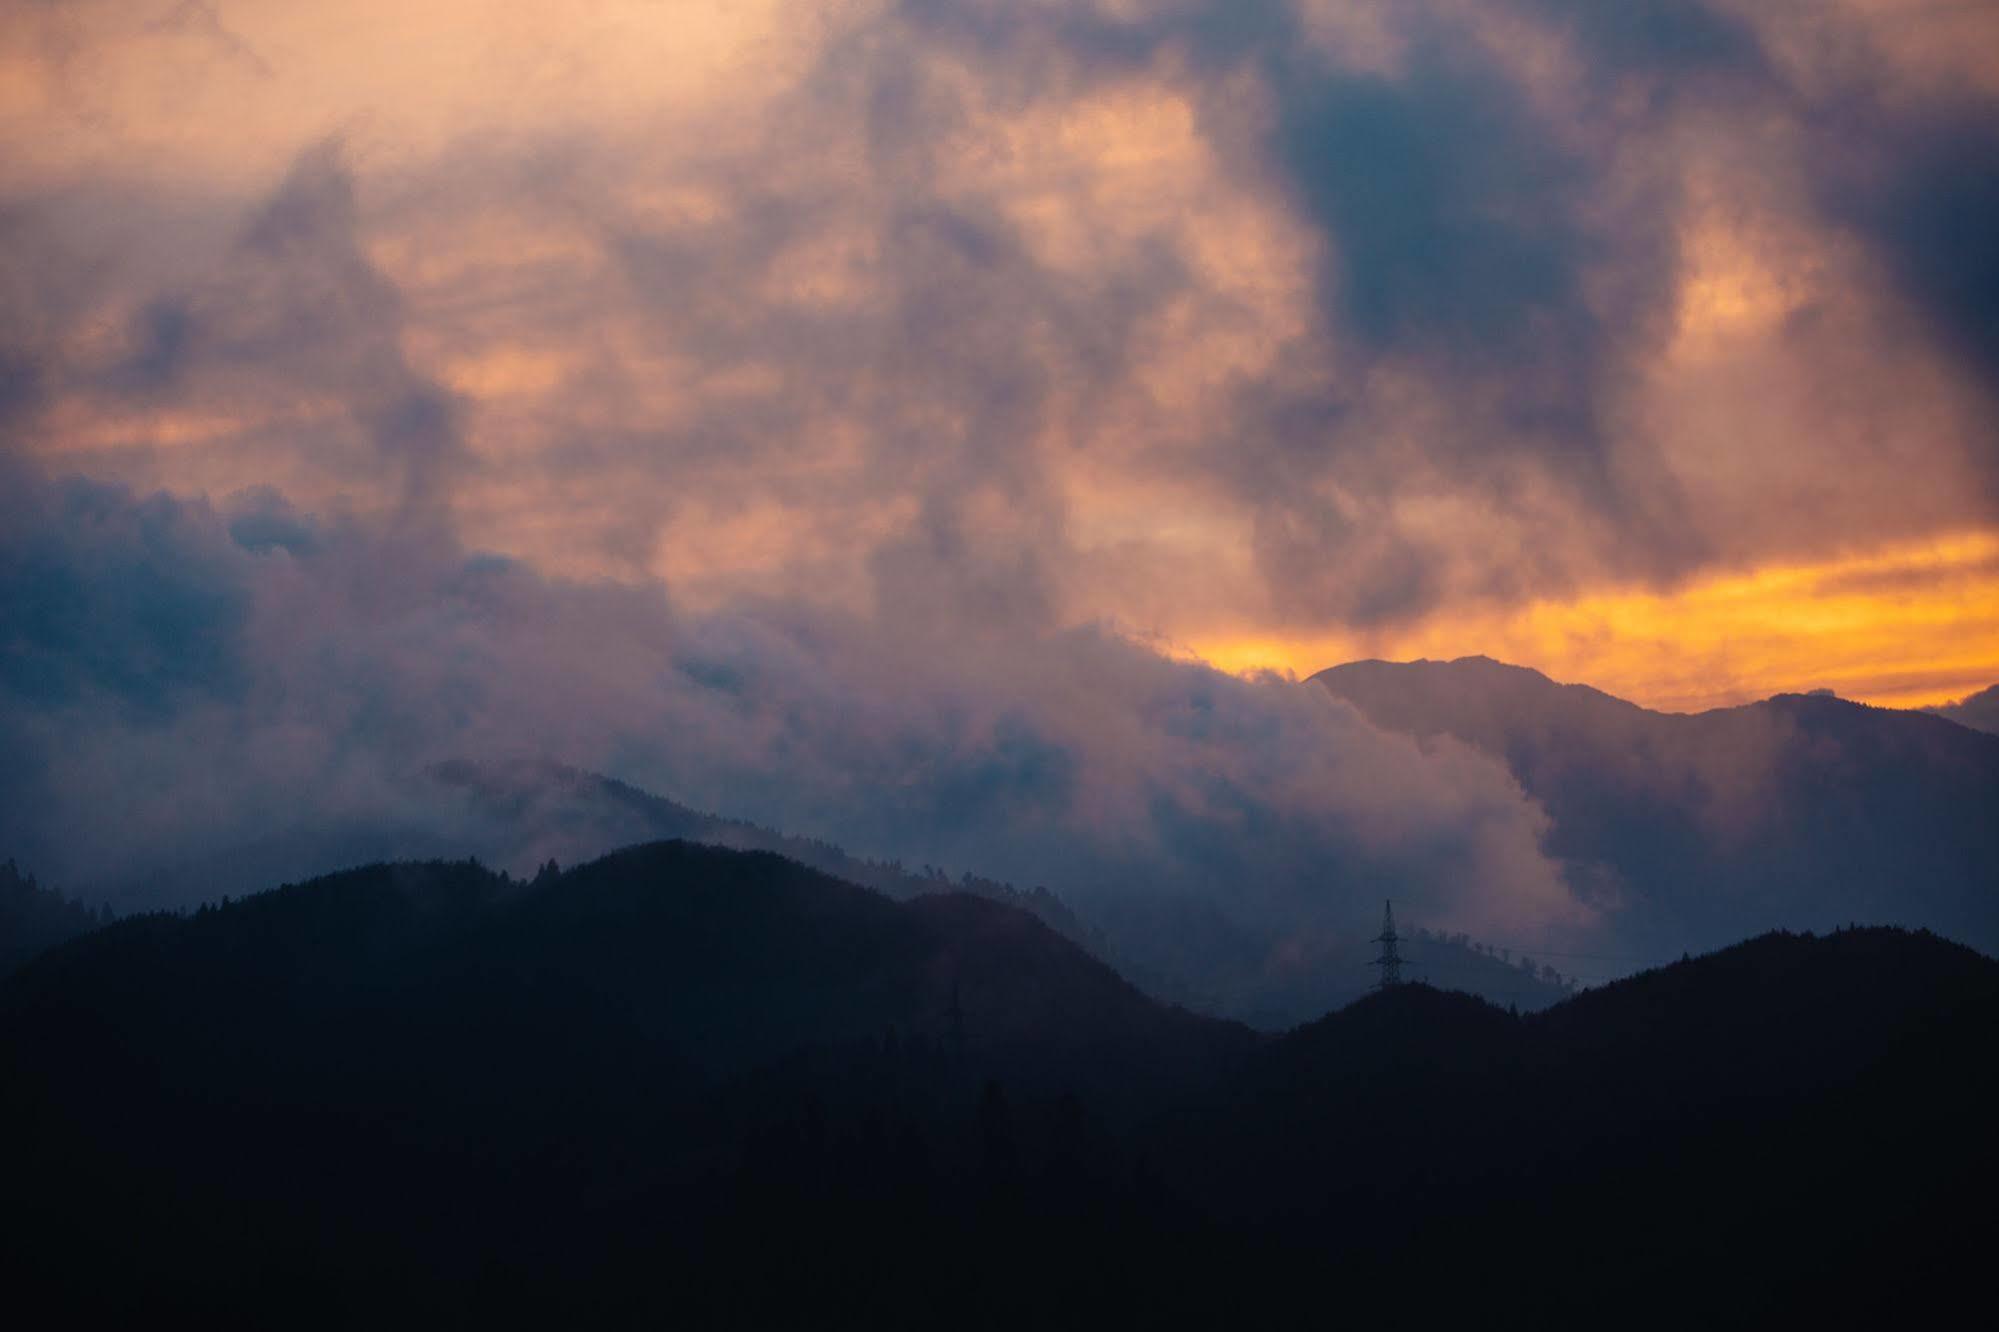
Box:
429;757;1114;961
1313;655;1999;959
4;837;1988;1323
425;755;1576;1019
1926;680;1999;734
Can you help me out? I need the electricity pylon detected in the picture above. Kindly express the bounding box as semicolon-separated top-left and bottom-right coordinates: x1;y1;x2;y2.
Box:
1371;900;1405;989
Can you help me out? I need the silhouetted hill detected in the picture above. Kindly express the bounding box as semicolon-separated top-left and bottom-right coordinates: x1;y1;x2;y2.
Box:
1244;926;1994;1161
0;859;107;976
433;758;1568;1020
4;751;1571;1020
1314;656;1999;957
1927;681;1999;734
4;840;1242;1091
2;831;1989;1323
1;840;1255;1323
431;758;1112;958
1165;927;1998;1317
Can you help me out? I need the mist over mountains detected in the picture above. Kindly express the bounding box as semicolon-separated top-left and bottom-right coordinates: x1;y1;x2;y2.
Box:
1928;683;1999;735
428;758;1110;958
5;461;1995;1019
0;464;1585;1019
5;481;1992;1305
425;757;1575;1019
1316;656;1999;961
5;0;1997;1320
6;461;1995;1016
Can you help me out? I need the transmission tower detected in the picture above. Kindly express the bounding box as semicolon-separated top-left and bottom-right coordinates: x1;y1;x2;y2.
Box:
1370;899;1405;989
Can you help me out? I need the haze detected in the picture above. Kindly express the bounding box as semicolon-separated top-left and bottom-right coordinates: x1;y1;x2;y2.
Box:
3;0;1996;976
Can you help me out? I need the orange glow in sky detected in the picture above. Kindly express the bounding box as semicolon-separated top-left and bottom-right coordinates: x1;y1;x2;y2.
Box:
7;0;1997;718
1191;529;1999;712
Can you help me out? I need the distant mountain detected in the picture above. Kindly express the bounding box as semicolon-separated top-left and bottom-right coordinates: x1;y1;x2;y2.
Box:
0;751;1569;1019
1314;656;1999;958
2;840;1987;1323
429;757;1111;959
1927;681;1999;734
431;758;1572;1020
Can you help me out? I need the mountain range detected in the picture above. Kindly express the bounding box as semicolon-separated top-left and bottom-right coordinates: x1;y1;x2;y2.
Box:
428;757;1577;1018
1928;682;1999;734
1316;656;1999;960
3;839;1990;1324
7;656;1993;1024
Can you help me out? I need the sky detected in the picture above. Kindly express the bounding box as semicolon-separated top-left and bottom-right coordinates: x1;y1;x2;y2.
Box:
2;1;1997;952
5;0;1996;710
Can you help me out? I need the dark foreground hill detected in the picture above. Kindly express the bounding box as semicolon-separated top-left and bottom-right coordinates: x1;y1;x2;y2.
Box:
1315;656;1999;958
1;756;1571;1019
430;758;1573;1019
2;843;1991;1326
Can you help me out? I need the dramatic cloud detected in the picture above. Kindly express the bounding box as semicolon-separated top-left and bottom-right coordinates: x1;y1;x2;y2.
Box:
4;0;1993;705
2;2;1997;973
0;461;1585;992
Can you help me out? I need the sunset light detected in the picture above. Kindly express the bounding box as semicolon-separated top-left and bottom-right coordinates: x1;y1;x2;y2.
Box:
3;4;1995;1318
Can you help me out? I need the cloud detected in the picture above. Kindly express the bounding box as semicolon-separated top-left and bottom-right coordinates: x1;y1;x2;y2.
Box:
1811;105;1999;470
0;461;1586;982
1927;683;1999;736
855;0;1996;626
0;468;250;713
1527;0;1766;80
2;1;1998;986
6;3;1993;641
